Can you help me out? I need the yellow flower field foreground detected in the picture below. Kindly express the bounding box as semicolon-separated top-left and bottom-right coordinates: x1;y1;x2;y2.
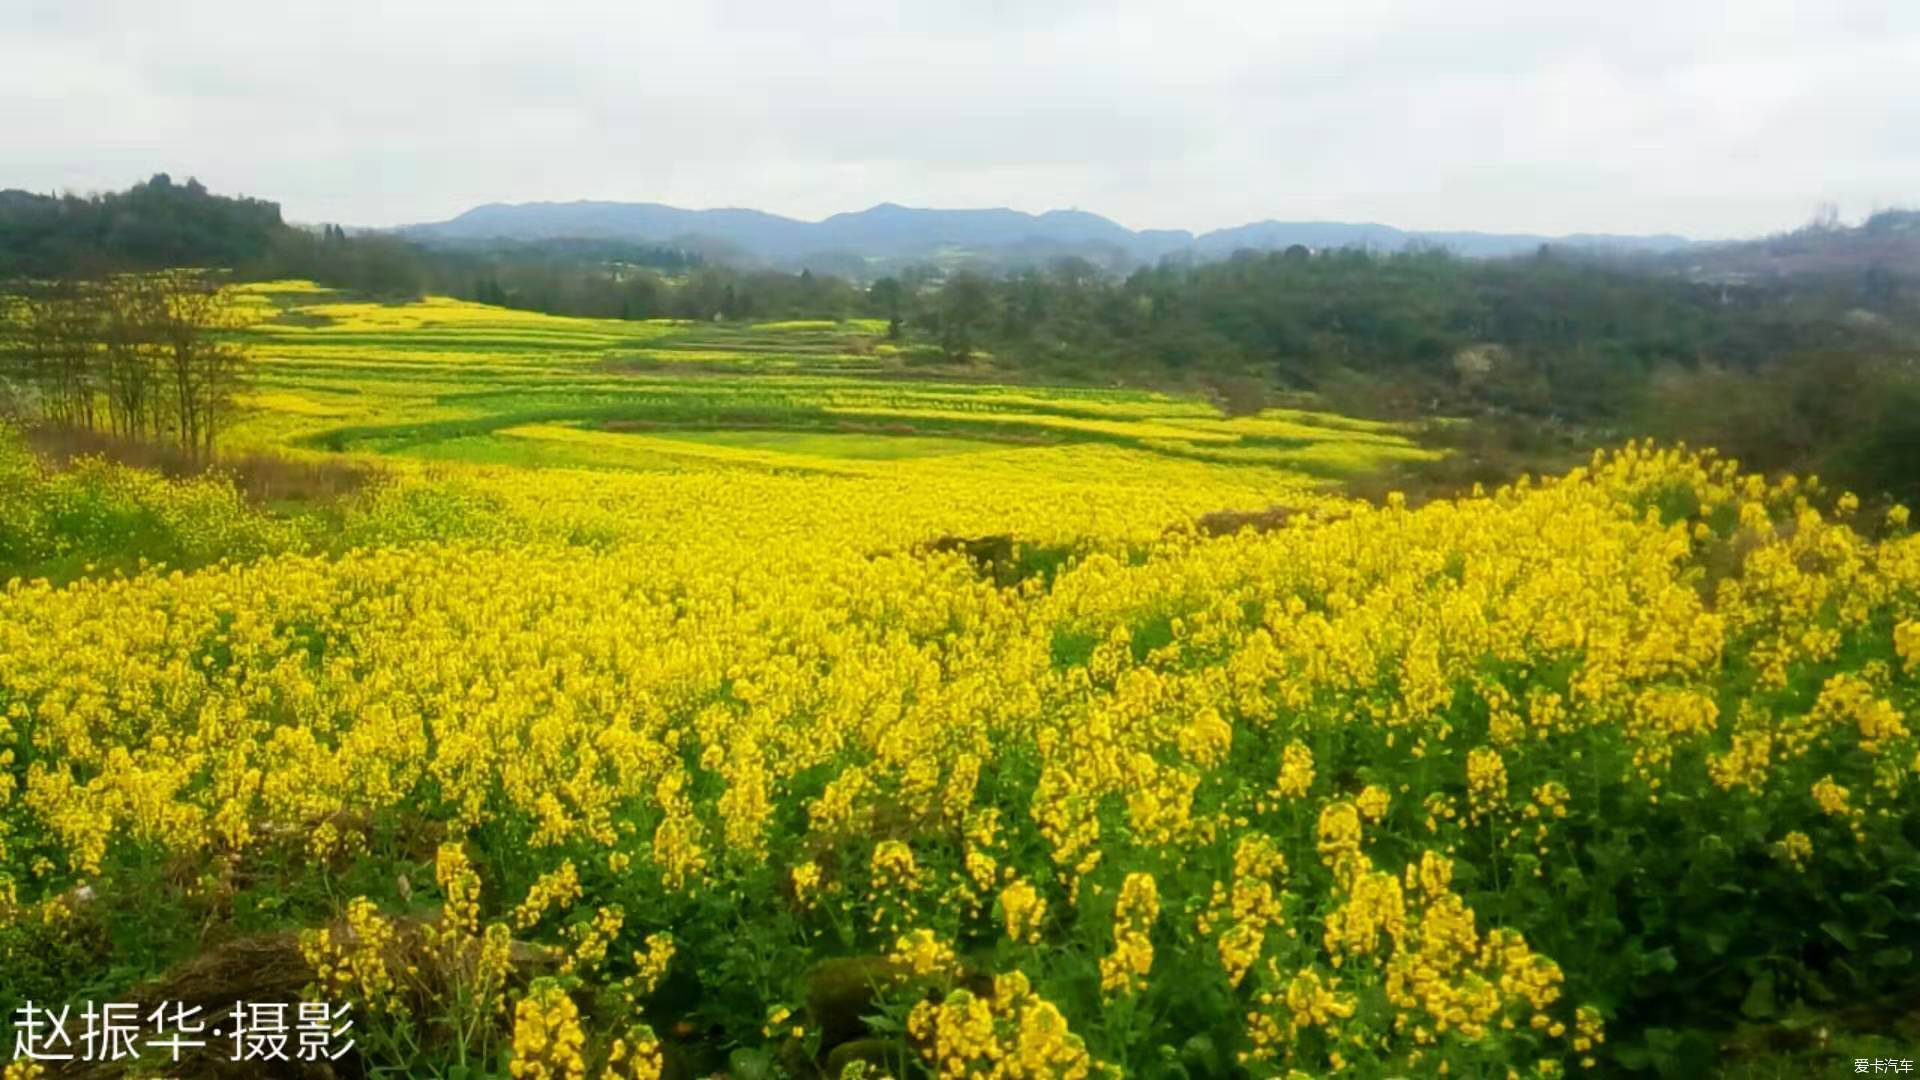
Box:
3;442;1919;1077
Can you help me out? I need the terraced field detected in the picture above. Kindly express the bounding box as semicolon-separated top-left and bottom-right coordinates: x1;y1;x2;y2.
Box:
225;282;1442;483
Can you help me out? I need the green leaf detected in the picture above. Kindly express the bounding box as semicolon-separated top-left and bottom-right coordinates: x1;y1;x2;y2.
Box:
1636;946;1678;976
1552;864;1588;898
1180;1033;1223;1076
1821;920;1860;950
1648;1028;1717;1079
1739;969;1776;1019
728;1047;776;1080
1613;1042;1652;1070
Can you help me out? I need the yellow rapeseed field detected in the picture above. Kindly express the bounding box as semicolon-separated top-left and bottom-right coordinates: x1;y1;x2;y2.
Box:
2;433;1917;1077
2;286;1918;1078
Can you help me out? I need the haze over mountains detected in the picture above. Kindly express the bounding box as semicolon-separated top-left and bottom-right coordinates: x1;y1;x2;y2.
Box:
399;200;1696;270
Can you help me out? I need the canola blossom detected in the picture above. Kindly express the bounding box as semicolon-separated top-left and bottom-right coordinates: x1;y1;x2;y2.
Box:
1;436;1918;1077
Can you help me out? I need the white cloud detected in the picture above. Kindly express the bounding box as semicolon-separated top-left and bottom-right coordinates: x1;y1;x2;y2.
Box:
3;0;1914;238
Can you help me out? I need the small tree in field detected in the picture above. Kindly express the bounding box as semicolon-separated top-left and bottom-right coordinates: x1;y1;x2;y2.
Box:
938;272;992;362
868;277;906;340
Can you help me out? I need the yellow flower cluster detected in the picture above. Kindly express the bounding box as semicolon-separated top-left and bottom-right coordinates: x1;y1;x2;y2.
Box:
1098;872;1160;996
1898;620;1920;674
907;971;1104;1078
436;842;482;936
1812;775;1867;841
999;877;1047;945
1812;673;1909;750
605;1025;665;1080
1708;732;1773;793
509;980;587;1080
4;438;1917;1072
872;840;923;893
514;861;582;930
1243;964;1358;1066
561;904;624;975
1774;830;1815;871
628;932;676;998
891;927;960;978
1384;854;1565;1045
1466;748;1508;821
1276;740;1316;799
1572;1004;1607;1067
300;896;402;1015
1203;833;1290;987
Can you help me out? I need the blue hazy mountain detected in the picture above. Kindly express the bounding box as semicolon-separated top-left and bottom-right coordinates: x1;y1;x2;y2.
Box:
400;200;1693;268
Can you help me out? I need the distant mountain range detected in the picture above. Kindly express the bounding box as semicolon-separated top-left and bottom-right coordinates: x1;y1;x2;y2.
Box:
398;200;1696;271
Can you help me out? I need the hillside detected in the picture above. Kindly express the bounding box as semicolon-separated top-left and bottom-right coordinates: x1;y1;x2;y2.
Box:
1666;208;1920;284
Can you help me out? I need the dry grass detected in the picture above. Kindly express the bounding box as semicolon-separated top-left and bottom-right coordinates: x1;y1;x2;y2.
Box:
21;424;376;505
57;915;557;1080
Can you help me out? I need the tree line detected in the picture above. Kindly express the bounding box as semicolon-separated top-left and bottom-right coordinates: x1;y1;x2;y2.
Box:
260;226;706;314
0;271;249;460
862;247;1913;406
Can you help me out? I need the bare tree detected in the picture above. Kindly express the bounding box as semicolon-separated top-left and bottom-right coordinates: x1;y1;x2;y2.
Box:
99;275;167;440
0;291;28;421
4;280;102;430
3;270;252;457
149;269;250;461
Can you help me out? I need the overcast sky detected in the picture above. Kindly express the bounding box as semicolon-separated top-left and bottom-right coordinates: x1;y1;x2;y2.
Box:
5;0;1916;239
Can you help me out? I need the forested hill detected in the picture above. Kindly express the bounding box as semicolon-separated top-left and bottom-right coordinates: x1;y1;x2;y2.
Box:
0;174;288;276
